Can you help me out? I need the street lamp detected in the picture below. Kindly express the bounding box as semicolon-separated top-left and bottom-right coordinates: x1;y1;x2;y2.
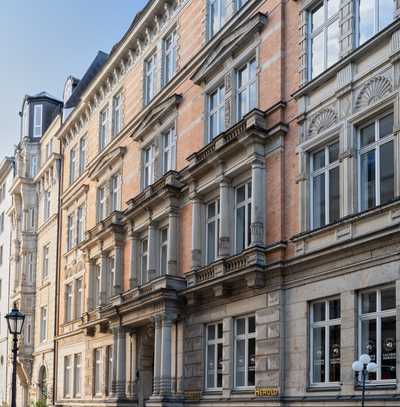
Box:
5;306;25;407
352;354;378;407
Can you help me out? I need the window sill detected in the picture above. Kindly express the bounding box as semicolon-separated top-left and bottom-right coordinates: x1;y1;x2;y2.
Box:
307;385;342;392
355;382;397;391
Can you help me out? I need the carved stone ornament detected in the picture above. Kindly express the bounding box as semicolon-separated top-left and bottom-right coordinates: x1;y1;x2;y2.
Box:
308;108;338;138
355;75;393;110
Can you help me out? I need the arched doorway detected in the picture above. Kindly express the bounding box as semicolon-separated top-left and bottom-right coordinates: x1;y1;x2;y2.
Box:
38;366;47;400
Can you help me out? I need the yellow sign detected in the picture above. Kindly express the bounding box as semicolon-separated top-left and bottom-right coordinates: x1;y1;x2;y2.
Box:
255;387;279;397
185;391;201;401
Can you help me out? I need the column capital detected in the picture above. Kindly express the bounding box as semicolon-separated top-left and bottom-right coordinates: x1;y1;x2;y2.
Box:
250;154;265;168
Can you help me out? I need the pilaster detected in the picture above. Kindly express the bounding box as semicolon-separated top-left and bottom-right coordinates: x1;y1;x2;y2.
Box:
191;196;203;269
250;156;265;246
167;211;179;275
218;178;231;257
148;223;157;281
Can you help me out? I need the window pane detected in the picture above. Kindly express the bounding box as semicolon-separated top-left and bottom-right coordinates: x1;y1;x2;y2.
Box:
380;141;394;205
248;316;256;333
329;166;340;223
313;149;325;170
381;316;396;380
313;301;326;322
235;339;245;387
311;3;324;31
207;222;216;263
329;325;341;382
312;327;325;382
360;150;376;211
362;291;377;314
312;31;324;78
236;318;245;335
381;287;396;311
359;0;375;44
313;173;326;228
329;299;341;319
236;206;245;252
361;319;377;380
327;0;340;18
379;114;393;139
217;323;223;339
327;20;339;67
328;142;339;163
217;343;223;388
248;337;256;386
207;344;215;388
360;123;375;147
378;0;394;31
208;324;215;340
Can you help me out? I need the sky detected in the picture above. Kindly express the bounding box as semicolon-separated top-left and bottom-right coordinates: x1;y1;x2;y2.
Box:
0;0;148;156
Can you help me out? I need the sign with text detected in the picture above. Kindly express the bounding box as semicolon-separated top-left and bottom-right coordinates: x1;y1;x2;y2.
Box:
255;387;279;397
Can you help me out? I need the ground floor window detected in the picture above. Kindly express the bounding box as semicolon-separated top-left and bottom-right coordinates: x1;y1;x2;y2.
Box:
206;322;223;390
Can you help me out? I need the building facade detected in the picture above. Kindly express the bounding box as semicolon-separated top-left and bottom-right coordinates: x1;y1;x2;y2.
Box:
0;158;14;404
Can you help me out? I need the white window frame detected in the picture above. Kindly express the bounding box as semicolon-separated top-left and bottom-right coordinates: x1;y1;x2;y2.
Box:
73;353;82;398
234;181;252;253
309;297;341;386
30;155;38;177
97;186;106;222
110;174;121;212
94;348;102;396
112;92;123;137
42;244;49;280
27;252;34;283
44;190;51;221
76;206;84;244
206;199;220;264
143;145;155;189
236;58;257;120
65;283;73;322
69;147;76;184
144;53;156;105
205;321;224;390
33;104;43;138
40;306;47;343
163;30;177;85
107;256;115;300
67;214;74;251
64;355;72;398
207;84;225;142
140;238;148;285
160;228;168;276
99;107;109;151
162;127;176;175
75;278;83;319
208;0;226;39
357;112;394;212
106;345;113;396
79;136;86;175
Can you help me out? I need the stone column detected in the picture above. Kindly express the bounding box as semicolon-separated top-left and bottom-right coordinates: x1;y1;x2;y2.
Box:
191;196;202;269
114;327;127;399
250;157;265;246
99;253;108;306
129;231;139;288
176;321;184;394
218;178;231;257
222;317;233;398
159;316;173;395
152;316;162;396
127;332;137;398
86;260;95;311
113;245;123;296
167;211;179;275
148;223;157;281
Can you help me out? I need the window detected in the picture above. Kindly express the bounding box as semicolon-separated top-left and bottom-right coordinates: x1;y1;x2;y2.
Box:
206;200;220;264
160;228;168;276
140;238;148;284
358;113;394;211
74;353;82;397
99;107;109;151
106;345;113;396
107;257;115;300
310;298;341;384
44;190;51;221
208;0;226;38
308;0;340;79
94;348;102;395
237;0;248;7
237;58;257;120
76;206;84;244
144;53;156;105
28;207;35;229
79;136;86;175
45;140;53;159
112;93;123;137
206;322;223;389
30;155;38;177
64;355;72;398
97;186;106;222
162;127;176;174
69;147;77;185
143;145;155;189
235;182;252;253
27;252;34;283
65;283;73;322
359;286;396;381
25;317;32;345
75;278;83;319
67;214;74;251
93;265;101;309
33;104;43;138
234;316;256;388
208;85;225;142
0;246;3;267
42;245;49;280
40;306;47;342
0;212;4;233
310;142;340;229
22;104;29;139
163;31;177;85
358;0;394;45
110;174;121;212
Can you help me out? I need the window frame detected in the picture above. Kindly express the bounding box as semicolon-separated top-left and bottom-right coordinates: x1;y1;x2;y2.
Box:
144;52;157;105
33;104;43;138
42;244;49;280
73;353;82;398
67;214;74;251
43;190;51;221
205;321;224;390
110;174;121;212
160;227;168;276
99;107;109;151
206;199;220;264
76;206;85;244
140;237;149;285
163;30;177;85
236;57;257;120
234;181;252;254
97;185;107;222
40;305;47;343
64;355;72;398
207;0;226;39
94;348;102;396
207;84;225;143
69;146;77;185
75;278;83;320
79;136;87;175
112;92;123;137
161;126;177;175
65;283;73;323
143;144;155;189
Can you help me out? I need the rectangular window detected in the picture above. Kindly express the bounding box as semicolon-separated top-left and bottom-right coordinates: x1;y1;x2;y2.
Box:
208;0;226;38
74;353;82;398
28;207;35;229
64;355;72;398
206;322;223;389
76;206;84;244
33;104;43;138
0;246;3;267
46;140;53;159
310;141;340;229
65;283;73;322
234;315;256;388
163;31;177;85
40;306;47;342
27;252;34;283
359;286;396;381
144;53;156;105
106;345;113;396
94;348;102;395
235;182;252;253
25;317;32;345
310;298;341;384
206;199;220;264
112;92;123;137
160;228;168;276
42;244;49;280
30;155;38;177
308;0;340;79
97;186;106;222
237;58;257;120
75;278;83;319
162;127;176;175
359;113;394;211
43;190;51;221
0;212;4;233
140;238;148;284
69;147;76;184
107;256;115;300
93;265;101;309
110;174;120;212
99;107;109;151
358;0;395;45
143;145;155;189
208;85;225;142
67;214;74;251
79;136;86;175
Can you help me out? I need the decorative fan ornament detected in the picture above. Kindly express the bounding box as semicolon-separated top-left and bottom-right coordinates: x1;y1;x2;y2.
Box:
355;76;392;110
309;108;338;138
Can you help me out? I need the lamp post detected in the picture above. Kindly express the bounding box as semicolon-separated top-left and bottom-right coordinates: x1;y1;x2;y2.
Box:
5;306;25;407
352;354;378;407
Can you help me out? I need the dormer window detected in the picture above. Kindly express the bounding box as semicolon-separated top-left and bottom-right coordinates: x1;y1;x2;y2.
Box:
33;105;43;138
